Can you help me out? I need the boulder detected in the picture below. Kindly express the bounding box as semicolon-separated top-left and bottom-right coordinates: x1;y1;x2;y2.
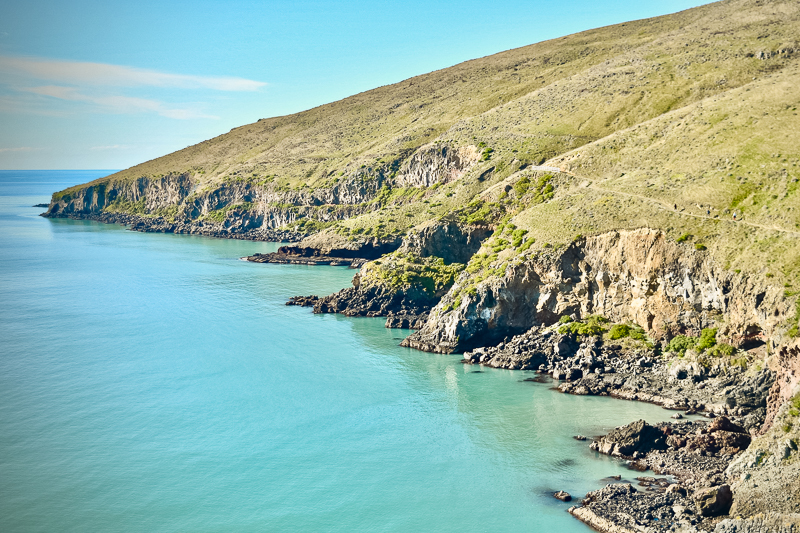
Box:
554;335;577;358
590;419;668;457
709;416;747;435
669;360;705;381
553;490;572;502
695;484;732;517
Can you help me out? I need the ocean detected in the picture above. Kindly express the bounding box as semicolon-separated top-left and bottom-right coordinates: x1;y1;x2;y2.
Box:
0;170;678;532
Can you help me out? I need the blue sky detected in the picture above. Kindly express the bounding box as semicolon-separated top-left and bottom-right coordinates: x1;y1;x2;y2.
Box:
0;0;710;170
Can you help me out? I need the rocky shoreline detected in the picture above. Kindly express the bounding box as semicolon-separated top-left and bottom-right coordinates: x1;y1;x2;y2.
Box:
456;321;800;532
461;325;772;428
43;211;304;242
273;225;800;532
247;249;367;268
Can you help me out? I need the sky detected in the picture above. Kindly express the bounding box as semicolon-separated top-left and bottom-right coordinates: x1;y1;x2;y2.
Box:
0;0;711;170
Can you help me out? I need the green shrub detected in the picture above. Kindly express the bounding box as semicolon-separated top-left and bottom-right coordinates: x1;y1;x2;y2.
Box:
558;315;573;324
666;335;697;356
707;343;736;357
695;243;707;251
608;324;631;340
697;328;718;351
558;315;608;337
676;233;691;243
518;238;535;252
511;228;528;247
607;322;649;343
791;394;800;411
513;176;531;196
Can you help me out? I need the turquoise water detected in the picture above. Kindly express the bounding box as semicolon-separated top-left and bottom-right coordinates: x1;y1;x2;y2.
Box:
1;170;678;532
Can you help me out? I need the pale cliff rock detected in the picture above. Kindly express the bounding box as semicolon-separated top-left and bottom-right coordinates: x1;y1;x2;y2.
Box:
395;143;480;188
403;229;794;353
44;172;386;231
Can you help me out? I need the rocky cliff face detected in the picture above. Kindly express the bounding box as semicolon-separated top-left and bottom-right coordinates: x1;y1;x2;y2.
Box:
46;174;195;216
725;367;800;517
395;143;480;187
45;141;480;228
404;229;794;354
44;172;387;235
397;218;492;264
296;219;490;321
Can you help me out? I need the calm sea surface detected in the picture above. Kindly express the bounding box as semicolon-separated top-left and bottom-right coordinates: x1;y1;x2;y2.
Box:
1;170;677;532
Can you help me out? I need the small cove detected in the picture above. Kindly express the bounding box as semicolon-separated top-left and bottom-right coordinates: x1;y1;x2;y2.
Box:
1;171;683;532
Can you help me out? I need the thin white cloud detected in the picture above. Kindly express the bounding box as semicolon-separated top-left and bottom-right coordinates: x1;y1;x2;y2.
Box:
26;85;218;119
0;146;34;153
0;55;266;91
90;145;132;151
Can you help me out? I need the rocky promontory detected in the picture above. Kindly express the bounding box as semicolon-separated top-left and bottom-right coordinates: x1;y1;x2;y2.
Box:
289;219;491;325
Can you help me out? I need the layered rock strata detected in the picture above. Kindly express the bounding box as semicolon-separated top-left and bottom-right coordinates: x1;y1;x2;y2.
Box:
404;229;793;354
43;172;388;233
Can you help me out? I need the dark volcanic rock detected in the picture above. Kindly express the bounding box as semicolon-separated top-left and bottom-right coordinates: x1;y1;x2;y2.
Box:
52;212;305;242
460;322;774;429
384;314;428;329
311;284;435;319
590;419;668;458
286;295;319;307
248;248;366;267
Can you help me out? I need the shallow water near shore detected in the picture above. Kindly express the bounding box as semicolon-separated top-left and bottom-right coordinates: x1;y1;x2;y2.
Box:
2;170;682;532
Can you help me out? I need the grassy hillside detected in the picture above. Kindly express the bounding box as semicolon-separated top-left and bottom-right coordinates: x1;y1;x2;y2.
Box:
55;0;800;283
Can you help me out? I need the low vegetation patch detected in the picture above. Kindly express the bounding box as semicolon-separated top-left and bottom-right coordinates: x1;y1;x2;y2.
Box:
558;315;609;337
363;252;464;297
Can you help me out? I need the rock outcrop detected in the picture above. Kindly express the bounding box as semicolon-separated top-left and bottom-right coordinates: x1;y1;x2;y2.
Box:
397;218;491;264
44;172;388;235
297;220;490;321
590;419;668;458
395;143;480;188
726;390;800;518
404;229;794;354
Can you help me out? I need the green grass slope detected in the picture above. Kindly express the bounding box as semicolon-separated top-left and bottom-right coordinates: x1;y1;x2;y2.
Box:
61;0;797;193
56;0;800;288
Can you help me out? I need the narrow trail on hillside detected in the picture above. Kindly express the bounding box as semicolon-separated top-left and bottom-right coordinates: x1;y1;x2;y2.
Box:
541;167;800;238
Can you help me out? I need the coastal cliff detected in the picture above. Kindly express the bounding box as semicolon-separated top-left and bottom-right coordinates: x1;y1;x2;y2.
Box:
404;229;794;353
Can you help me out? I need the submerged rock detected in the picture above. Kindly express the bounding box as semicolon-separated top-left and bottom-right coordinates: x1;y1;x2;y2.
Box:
554;490;572;502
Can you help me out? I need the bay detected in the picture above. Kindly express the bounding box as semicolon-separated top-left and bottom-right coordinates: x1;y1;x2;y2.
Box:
1;170;676;532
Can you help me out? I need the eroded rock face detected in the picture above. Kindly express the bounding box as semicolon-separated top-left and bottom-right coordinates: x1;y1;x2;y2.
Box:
395;143;480;187
44;172;387;231
405;229;794;354
763;340;800;432
397;219;491;264
727;392;800;518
